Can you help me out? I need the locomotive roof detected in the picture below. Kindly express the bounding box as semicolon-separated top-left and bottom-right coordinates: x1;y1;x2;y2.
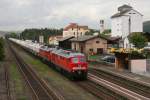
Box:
40;46;56;51
52;49;85;58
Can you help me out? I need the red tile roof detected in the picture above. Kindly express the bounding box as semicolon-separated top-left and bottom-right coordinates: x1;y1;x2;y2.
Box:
63;23;88;31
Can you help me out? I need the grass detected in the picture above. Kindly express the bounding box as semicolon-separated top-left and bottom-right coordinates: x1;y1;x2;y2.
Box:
9;62;28;100
88;55;100;60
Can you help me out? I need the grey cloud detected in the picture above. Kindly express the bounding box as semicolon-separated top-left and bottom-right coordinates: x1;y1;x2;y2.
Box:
0;0;149;31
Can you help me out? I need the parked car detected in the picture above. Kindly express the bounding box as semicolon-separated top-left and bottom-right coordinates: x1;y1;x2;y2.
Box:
144;45;150;50
101;55;115;63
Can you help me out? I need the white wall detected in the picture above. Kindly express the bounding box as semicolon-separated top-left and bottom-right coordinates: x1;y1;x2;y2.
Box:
130;59;146;73
111;9;143;38
111;17;122;37
125;10;143;33
63;28;89;37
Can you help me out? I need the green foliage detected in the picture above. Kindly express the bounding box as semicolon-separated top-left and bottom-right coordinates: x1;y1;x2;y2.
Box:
99;33;109;38
0;38;5;61
85;29;99;35
130;50;146;59
129;32;148;49
20;28;63;43
85;31;93;35
5;32;19;39
102;29;111;35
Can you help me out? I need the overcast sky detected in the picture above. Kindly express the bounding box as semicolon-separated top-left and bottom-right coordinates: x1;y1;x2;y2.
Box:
0;0;150;31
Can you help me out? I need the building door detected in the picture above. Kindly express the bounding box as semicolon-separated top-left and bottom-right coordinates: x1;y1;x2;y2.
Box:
81;46;84;53
97;48;103;54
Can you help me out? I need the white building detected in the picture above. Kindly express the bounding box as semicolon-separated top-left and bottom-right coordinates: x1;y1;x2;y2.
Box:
111;4;143;48
48;35;62;45
63;23;89;37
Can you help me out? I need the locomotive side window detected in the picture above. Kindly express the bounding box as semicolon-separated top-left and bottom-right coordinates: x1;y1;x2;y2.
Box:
72;58;79;63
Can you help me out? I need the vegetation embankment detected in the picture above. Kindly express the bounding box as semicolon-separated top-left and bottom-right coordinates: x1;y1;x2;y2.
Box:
0;37;5;61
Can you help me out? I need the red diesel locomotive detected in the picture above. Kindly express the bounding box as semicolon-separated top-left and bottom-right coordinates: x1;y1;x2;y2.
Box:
39;46;88;80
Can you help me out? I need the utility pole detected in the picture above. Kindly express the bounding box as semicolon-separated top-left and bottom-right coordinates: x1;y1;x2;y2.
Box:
77;24;79;39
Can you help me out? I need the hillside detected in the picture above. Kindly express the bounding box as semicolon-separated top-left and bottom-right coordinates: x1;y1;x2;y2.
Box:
143;21;150;33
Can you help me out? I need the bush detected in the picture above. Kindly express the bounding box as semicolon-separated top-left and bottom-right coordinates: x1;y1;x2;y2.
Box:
0;38;5;61
130;51;146;59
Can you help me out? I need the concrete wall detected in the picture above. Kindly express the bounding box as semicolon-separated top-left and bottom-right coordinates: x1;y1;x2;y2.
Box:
85;38;107;54
130;59;146;73
146;59;150;72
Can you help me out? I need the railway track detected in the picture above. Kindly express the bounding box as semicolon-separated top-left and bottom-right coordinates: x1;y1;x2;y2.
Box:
77;79;127;100
0;63;12;100
89;69;150;99
8;41;64;100
4;65;11;100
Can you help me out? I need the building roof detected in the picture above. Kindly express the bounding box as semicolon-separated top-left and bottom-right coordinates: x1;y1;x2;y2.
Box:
59;36;74;42
63;23;88;31
70;35;108;42
118;4;132;11
111;4;143;18
108;36;121;41
111;9;131;18
52;49;85;58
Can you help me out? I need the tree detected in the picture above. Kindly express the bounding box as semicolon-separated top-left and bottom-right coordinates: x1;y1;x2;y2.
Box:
102;29;111;35
0;38;5;61
85;29;99;35
129;32;148;49
20;28;63;43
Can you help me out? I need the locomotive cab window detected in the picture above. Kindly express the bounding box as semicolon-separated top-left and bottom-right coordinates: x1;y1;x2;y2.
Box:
72;57;79;63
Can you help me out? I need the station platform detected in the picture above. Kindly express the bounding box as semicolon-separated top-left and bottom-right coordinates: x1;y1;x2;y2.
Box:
89;63;150;87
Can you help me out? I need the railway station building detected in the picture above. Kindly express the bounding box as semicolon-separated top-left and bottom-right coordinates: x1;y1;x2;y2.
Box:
70;35;108;55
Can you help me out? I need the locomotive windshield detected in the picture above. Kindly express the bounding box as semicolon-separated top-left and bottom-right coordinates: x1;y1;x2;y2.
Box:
72;57;86;63
72;57;79;63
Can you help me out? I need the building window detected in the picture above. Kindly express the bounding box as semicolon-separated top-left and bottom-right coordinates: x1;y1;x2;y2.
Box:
74;44;76;50
81;32;82;36
72;28;73;30
96;41;100;43
89;48;93;52
79;28;80;30
74;32;75;36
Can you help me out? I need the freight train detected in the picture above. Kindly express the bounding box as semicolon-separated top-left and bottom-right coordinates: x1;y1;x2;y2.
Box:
9;38;88;80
